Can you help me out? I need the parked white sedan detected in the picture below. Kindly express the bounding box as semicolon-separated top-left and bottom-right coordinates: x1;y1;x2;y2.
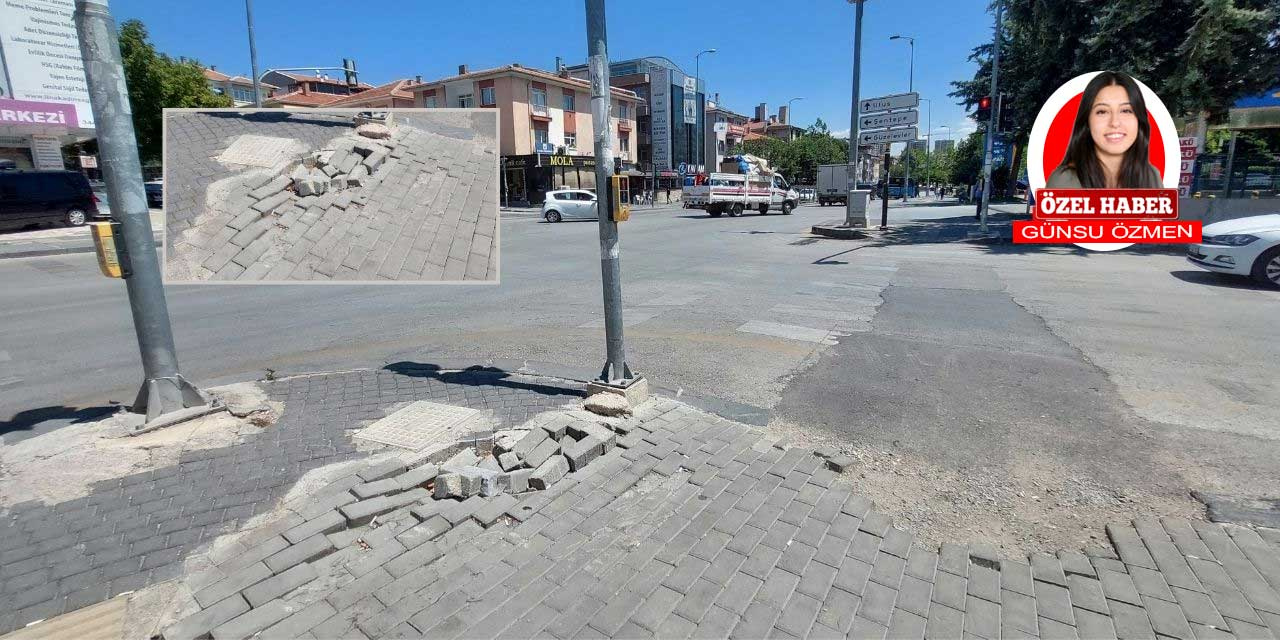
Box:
542;189;597;222
1186;214;1280;288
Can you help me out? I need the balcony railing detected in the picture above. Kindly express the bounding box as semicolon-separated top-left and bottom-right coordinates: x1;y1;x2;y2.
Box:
530;103;550;118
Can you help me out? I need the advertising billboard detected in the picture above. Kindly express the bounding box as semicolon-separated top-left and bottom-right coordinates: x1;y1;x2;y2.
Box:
0;0;94;129
650;67;671;171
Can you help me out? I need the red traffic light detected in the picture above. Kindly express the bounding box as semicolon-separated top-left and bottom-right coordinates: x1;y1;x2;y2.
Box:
978;96;992;109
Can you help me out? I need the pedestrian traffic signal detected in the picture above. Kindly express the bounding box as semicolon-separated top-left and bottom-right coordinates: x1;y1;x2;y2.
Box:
976;96;992;123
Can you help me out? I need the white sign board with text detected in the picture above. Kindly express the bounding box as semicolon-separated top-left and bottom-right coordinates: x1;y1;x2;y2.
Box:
860;110;918;130
859;126;918;144
650;67;671;170
0;0;94;128
859;92;918;115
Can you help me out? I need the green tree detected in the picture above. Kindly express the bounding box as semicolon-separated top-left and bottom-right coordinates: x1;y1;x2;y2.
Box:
948;131;985;186
732;119;848;185
119;19;231;163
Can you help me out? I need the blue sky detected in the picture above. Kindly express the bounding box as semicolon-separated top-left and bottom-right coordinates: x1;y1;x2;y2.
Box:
111;0;995;144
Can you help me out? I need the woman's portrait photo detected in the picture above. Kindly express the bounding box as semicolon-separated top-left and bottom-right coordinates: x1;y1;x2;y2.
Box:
1047;71;1164;189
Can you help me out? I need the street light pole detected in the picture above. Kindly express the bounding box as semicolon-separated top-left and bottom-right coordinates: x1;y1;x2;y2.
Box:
846;0;865;226
890;34;914;201
920;97;931;195
585;0;634;386
245;0;262;107
75;0;209;424
980;0;1004;233
694;49;715;173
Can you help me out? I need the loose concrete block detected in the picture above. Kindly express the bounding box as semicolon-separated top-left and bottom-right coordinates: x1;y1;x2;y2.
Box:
352;478;401;500
283;510;347;545
479;455;503;473
358;459;408;483
505;469;534;494
582;423;617;453
336;152;360;174
363;148;389;171
444;448;481;469
563;437;602;472
514;428;550;460
250;190;291;213
481;474;507;497
473;494;519;527
163;594;250;640
498;452;522;471
345;164;369;187
393;463;438;490
339;496;394;526
242;562;317;608
529;455;569;490
264;534;335;574
493;430;525;455
826;455;854;473
523;438;560;469
249;175;291;199
395;515;451;550
434;472;481;500
539;417;570;440
352;139;381;156
356;123;392;139
193;561;272;608
584;392;633;417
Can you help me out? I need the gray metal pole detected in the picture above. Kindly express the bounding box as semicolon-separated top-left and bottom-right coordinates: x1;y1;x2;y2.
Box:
585;0;633;385
1222;130;1238;198
979;0;1003;233
75;0;207;421
246;0;262;107
922;98;931;196
904;38;912;201
845;0;864;225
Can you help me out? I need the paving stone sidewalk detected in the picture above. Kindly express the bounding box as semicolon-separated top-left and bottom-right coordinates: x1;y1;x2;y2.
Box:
4;365;1280;639
0;365;576;634
163;111;498;282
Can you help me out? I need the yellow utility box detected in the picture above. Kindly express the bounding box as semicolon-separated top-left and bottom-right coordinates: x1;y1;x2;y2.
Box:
90;221;131;278
610;175;630;222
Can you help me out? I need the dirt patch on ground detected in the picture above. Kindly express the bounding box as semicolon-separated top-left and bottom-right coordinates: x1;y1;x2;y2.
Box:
768;418;1203;558
0;383;280;507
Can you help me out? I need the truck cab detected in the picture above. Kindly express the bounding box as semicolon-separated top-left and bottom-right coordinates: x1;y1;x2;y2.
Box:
683;171;798;217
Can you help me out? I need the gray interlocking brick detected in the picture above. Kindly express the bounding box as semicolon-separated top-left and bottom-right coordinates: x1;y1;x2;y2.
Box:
210;599;299;640
259;599;337;639
1074;606;1119;639
1035;579;1076;626
1001;589;1038;636
193;561;272;608
264;534;335;574
163;594;250;640
282;510;346;545
242;562;317;607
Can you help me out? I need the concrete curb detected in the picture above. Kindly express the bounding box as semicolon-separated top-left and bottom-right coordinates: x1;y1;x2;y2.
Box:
810;222;869;240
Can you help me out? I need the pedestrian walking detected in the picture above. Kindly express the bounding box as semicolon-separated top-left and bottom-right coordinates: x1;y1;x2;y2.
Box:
974;181;984;219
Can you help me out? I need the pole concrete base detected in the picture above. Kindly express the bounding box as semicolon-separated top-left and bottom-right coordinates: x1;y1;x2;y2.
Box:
844;190;872;227
132;373;212;424
585;375;650;407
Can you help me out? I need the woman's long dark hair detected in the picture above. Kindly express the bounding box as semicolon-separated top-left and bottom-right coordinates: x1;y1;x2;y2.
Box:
1057;71;1152;188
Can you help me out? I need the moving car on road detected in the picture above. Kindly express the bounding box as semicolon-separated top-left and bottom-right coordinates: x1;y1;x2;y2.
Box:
0;170;100;229
1186;214;1280;288
145;181;164;208
542;189;598;222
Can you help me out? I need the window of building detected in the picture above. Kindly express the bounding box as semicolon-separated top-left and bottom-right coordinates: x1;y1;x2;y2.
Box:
424;95;438;108
211;84;225;95
533;127;549;146
562;92;575;112
717;140;725;154
232;86;254;103
619;132;630;155
564;132;577;149
531;87;547;108
457;93;474;108
480;86;495;106
618;103;630;120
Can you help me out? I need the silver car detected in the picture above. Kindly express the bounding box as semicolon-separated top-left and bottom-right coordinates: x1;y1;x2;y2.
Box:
542;189;597;222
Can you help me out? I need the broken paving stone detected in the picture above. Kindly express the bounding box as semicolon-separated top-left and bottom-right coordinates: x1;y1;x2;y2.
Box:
356;123;392;139
346;164;370;187
584;392;632;417
504;469;534;493
479;455;502;473
498;452;522;472
434;471;483;499
529;454;569;490
814;446;838;460
513;428;549;459
563;437;602;472
493;430;527;455
825;455;855;473
444;448;481;469
522;437;560;470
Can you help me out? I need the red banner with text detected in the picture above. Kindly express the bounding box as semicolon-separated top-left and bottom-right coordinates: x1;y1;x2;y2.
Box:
1014;189;1200;244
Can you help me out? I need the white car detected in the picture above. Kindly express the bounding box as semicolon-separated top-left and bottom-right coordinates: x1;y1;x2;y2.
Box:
541;189;597;223
1186;214;1280;288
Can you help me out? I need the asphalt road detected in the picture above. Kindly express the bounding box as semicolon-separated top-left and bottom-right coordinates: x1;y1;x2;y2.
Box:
2;199;1277;553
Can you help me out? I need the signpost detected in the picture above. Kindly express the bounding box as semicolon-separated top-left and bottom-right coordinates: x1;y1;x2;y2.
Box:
858;91;919;209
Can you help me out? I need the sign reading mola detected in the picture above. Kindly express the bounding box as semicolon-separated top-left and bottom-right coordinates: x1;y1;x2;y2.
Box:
860;110;918;130
859;126;918;144
859;92;919;114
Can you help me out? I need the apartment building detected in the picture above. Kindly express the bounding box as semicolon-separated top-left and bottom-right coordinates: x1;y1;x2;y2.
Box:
408;64;641;205
203;67;275;106
704;97;751;173
261;71;373;108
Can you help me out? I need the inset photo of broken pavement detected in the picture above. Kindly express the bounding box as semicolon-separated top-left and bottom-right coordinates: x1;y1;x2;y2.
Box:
162;109;498;282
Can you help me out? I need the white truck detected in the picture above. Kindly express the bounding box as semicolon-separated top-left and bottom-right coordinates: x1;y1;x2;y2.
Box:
682;156;799;217
817;164;851;206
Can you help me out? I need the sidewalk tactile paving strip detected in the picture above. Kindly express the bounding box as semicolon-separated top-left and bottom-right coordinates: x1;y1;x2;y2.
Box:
353;400;483;451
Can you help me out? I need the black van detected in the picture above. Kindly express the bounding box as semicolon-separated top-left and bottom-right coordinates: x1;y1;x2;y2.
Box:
0;170;100;230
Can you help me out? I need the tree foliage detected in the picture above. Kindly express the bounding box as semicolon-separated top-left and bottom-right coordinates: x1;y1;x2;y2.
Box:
119;19;231;163
949;0;1280;148
732;119;848;184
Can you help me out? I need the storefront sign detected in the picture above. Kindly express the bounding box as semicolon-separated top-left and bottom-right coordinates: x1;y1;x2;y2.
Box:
0;0;94;128
1178;136;1198;196
30;134;63;170
0;98;77;127
79;154;96;168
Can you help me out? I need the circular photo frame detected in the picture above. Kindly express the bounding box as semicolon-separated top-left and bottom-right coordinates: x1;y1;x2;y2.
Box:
1026;72;1180;251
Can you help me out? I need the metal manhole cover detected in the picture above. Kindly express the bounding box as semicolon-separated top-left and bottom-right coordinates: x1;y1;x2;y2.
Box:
353;401;483;451
217;134;304;168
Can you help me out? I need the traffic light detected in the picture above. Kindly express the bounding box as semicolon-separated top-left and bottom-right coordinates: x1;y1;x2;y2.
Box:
976;96;992;123
343;58;358;87
998;94;1016;133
